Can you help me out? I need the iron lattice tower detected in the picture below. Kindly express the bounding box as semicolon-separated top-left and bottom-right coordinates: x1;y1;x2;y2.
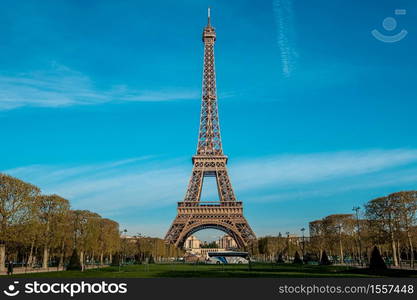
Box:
164;9;256;249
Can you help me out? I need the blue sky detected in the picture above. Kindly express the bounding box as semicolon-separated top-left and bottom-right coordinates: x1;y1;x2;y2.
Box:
1;0;417;241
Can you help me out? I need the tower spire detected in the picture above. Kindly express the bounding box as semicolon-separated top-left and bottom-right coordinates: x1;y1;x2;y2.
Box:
199;7;219;155
208;7;211;26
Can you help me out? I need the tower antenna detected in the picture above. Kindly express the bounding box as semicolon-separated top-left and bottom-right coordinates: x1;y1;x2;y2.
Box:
208;7;211;25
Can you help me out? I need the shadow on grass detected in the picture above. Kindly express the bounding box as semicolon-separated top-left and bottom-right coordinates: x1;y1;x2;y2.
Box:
4;264;417;278
153;264;375;278
341;267;417;278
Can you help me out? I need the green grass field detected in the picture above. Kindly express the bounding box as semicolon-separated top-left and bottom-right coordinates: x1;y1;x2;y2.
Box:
4;263;417;278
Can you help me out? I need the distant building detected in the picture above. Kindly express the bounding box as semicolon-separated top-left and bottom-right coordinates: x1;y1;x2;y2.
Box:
287;234;301;246
184;235;201;250
217;235;237;249
120;235;138;243
184;235;238;257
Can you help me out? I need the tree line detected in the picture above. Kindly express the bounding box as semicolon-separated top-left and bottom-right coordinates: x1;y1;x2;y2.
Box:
119;236;184;264
1;173;185;272
0;173;122;271
251;191;417;267
0;174;116;271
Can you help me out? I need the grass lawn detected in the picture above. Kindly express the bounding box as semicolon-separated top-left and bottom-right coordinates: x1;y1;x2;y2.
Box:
4;263;417;278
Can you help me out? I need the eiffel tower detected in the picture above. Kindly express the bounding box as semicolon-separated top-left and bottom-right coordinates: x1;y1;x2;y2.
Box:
164;8;256;249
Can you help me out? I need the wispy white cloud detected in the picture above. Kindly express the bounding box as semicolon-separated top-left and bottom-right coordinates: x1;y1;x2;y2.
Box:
3;149;417;216
229;149;417;191
273;0;298;77
0;63;199;110
244;168;417;205
3;156;188;212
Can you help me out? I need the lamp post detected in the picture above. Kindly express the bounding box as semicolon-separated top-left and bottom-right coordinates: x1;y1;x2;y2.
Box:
336;224;343;264
123;229;128;265
352;206;363;266
286;232;290;262
300;228;305;258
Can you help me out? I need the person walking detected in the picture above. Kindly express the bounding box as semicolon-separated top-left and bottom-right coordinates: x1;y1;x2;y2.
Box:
7;261;13;275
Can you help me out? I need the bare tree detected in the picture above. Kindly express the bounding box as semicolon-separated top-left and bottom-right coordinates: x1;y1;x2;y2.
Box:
389;191;417;267
365;196;399;266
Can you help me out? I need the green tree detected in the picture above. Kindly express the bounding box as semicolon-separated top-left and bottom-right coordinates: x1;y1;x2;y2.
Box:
320;250;331;265
0;174;40;272
369;246;387;270
67;248;82;271
276;252;284;263
293;251;302;264
37;194;70;269
70;210;101;270
111;252;121;266
98;219;120;265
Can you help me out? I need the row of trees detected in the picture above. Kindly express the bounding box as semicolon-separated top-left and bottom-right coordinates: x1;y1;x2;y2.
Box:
250;234;304;262
309;191;417;266
119;236;184;263
0;174;121;271
1;173;185;271
309;214;359;263
252;191;417;267
364;191;417;266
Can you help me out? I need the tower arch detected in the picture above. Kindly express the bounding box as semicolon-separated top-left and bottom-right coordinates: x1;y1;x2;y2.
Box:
177;222;246;249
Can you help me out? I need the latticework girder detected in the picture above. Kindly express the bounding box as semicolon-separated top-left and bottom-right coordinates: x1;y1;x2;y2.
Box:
164;9;256;249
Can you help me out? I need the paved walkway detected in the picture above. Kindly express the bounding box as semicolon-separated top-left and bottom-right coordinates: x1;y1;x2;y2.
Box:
0;264;109;276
